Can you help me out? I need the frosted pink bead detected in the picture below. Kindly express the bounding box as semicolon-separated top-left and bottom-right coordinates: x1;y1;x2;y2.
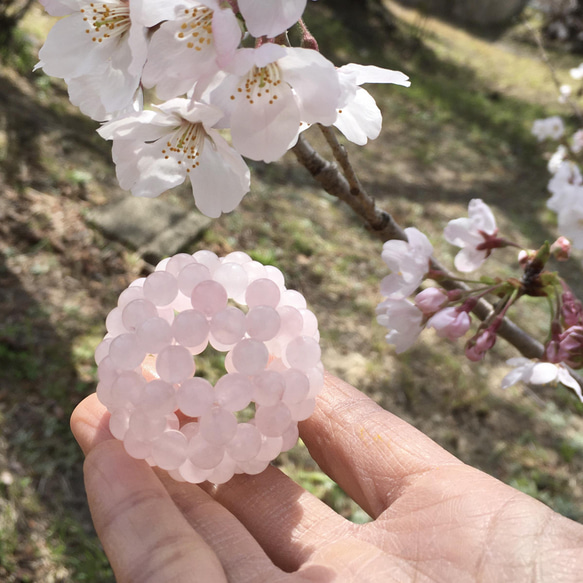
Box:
139;379;177;417
246;306;281;341
193;250;220;272
243;261;267;283
207;454;237;484
94;338;112;365
300;309;318;338
224;251;252;265
210;307;246;346
306;365;325;397
121;299;158;332
281;289;307;310
155;257;171;272
199;407;238;445
166;253;196;276
97;356;118;384
172;309;209;348
135;317;173;354
109;408;130;440
255;435;283;461
282;369;310;404
277;306;304;339
165;413;180;431
128;409;167;441
255;402;292;437
231;339;269;375
143;271;178;306
213;262;248;303
187;434;225;469
281;422;300;451
178;459;212;483
245;278;280;308
177;263;211;296
177;377;215;417
167;469;186;483
123;431;152;459
224;350;236;374
105;307;126;337
171;292;194;312
181;421;200;440
111;371;145;409
264;265;285;289
214;373;253;412
109;333;146;371
236;458;269;476
226;423;262;462
117;286;144;309
253;370;285;406
151;430;188;470
191;280;228;317
96;381;114;409
287;398;316;422
156;345;195;384
285;336;321;371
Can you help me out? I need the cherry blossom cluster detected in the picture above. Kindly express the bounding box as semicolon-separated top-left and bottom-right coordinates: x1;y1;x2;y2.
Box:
94;250;324;484
36;0;410;217
376;199;583;401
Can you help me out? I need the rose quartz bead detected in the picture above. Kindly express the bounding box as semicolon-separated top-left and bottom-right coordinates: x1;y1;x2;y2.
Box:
179;459;212;483
231;339;269;375
139;379;177;417
299;309;318;338
281;289;307;310
105;307;126;337
187;434;225;469
224;251;252;265
199;407;238;445
243;261;267;284
213;262;248;303
214;373;253;412
177;263;211;296
154;257;171;272
94;338;113;365
172;309;209;348
281;422;300;451
210;307;246;346
192;250;220;273
177;378;215;417
226;423;262;462
253;370;285;406
255;402;292;437
109;333;146;371
285;336;321;371
207;454;238;484
97;356;118;384
123;432;152;460
246;306;280;341
282;369;310;404
117;286;144;309
255;434;283;461
109;408;130;439
121;299;158;332
128;409;167;441
136;317;173;354
111;371;145;409
236;458;269;476
264;265;285;289
166;253;196;276
156;345;195;384
191;280;228;317
277;306;304;339
143;271;178;307
287;398;316;422
151;430;188;470
245;278;280;308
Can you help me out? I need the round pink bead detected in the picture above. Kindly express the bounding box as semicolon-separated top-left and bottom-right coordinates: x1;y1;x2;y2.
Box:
97;356;118;384
177;263;211;296
111;371;145;409
172;309;209;348
213;262;248;302
105;307;126;337
281;369;310;404
165;253;196;276
245;278;281;308
231;339;269;375
264;265;285;289
151;430;188;470
285;336;321;371
243;261;267;283
136;317;173;354
109;408;130;439
187;434;225;469
253;370;285;406
281;422;300;451
155;257;171;272
177;377;215;417
109;333;146;371
179;459;212;483
281;289;307;310
224;251;252;265
121;299;158;332
143;271;178;306
207;454;238;484
246;306;281;341
226;423;262;462
254;402;292;437
255;434;283;461
287;398;316;422
200;407;238;445
128;409;167;441
210;307;246;346
277;306;304;339
306;365;325;397
123;433;152;460
139;379;177;417
214;373;253;412
156;345;195;384
191;280;228;317
117;286;144;309
96;381;114;409
95;338;112;365
300;309;319;338
192;250;220;273
236;458;269;476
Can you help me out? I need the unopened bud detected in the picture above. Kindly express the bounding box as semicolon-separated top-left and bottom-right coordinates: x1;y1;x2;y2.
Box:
551;236;571;261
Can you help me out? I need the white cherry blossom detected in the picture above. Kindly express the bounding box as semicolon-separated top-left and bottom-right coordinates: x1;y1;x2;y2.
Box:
334;64;410;146
531;116;564;141
37;0;148;119
201;44;341;162
376;298;423;354
238;0;307;38
141;0;242;101
98;99;250;218
380;227;433;299
501;358;582;401
444;198;497;273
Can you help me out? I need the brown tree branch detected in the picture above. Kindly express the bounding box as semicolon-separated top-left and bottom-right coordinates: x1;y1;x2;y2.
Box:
292;131;544;359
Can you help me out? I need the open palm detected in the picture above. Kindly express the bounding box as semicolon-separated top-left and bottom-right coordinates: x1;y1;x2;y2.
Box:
71;373;583;582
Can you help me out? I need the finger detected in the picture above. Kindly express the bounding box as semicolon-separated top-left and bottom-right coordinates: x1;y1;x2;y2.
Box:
71;393;113;454
84;440;227;583
198;466;353;573
299;372;462;518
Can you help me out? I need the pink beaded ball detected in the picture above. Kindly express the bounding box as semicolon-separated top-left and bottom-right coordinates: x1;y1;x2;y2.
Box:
95;250;324;484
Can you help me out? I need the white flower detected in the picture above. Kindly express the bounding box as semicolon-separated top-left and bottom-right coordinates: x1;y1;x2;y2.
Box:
376;298;423;353
238;0;307;38
380;227;433;299
334;64;410;146
548;144;568;174
444;198;497;273
559;84;572;104
547;161;582;213
570;63;583;80
501;357;582;401
557;199;583;249
98;99;250;218
572;129;583;154
141;0;242;101
202;44;340;162
531;116;564;141
37;0;148;119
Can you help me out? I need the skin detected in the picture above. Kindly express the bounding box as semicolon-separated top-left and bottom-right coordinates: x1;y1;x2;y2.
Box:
71;372;583;582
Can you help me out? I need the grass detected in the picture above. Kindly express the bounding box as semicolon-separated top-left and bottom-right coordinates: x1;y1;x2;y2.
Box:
1;1;583;579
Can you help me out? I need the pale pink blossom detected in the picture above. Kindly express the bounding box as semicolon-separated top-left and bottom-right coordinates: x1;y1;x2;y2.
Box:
501;358;582;401
376;298;423;354
380;227;433;299
531;116;564;141
444;198;497;272
238;0;307;38
334;64;410;146
426;307;471;340
98;99;250;218
465;329;496;362
414;287;447;315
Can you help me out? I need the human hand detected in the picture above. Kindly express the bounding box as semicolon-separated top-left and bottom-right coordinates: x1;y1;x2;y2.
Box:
71;373;583;582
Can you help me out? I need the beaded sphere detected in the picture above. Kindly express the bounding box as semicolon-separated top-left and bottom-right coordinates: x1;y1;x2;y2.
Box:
95;251;323;485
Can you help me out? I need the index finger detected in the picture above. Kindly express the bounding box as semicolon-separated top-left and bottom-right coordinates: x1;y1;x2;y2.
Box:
299;373;462;518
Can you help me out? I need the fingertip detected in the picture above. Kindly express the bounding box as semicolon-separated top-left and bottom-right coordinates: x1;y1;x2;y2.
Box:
71;393;113;455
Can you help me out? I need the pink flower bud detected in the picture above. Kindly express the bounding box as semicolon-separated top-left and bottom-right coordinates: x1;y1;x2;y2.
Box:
551;236;571;261
414;287;447;315
559;325;583;368
562;291;583;327
427;307;471;340
465;329;497;362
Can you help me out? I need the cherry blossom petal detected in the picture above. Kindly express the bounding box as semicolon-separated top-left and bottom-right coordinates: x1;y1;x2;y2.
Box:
334;88;382;146
238;0;306;38
557;367;583;401
337;63;410;87
39;0;78;17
